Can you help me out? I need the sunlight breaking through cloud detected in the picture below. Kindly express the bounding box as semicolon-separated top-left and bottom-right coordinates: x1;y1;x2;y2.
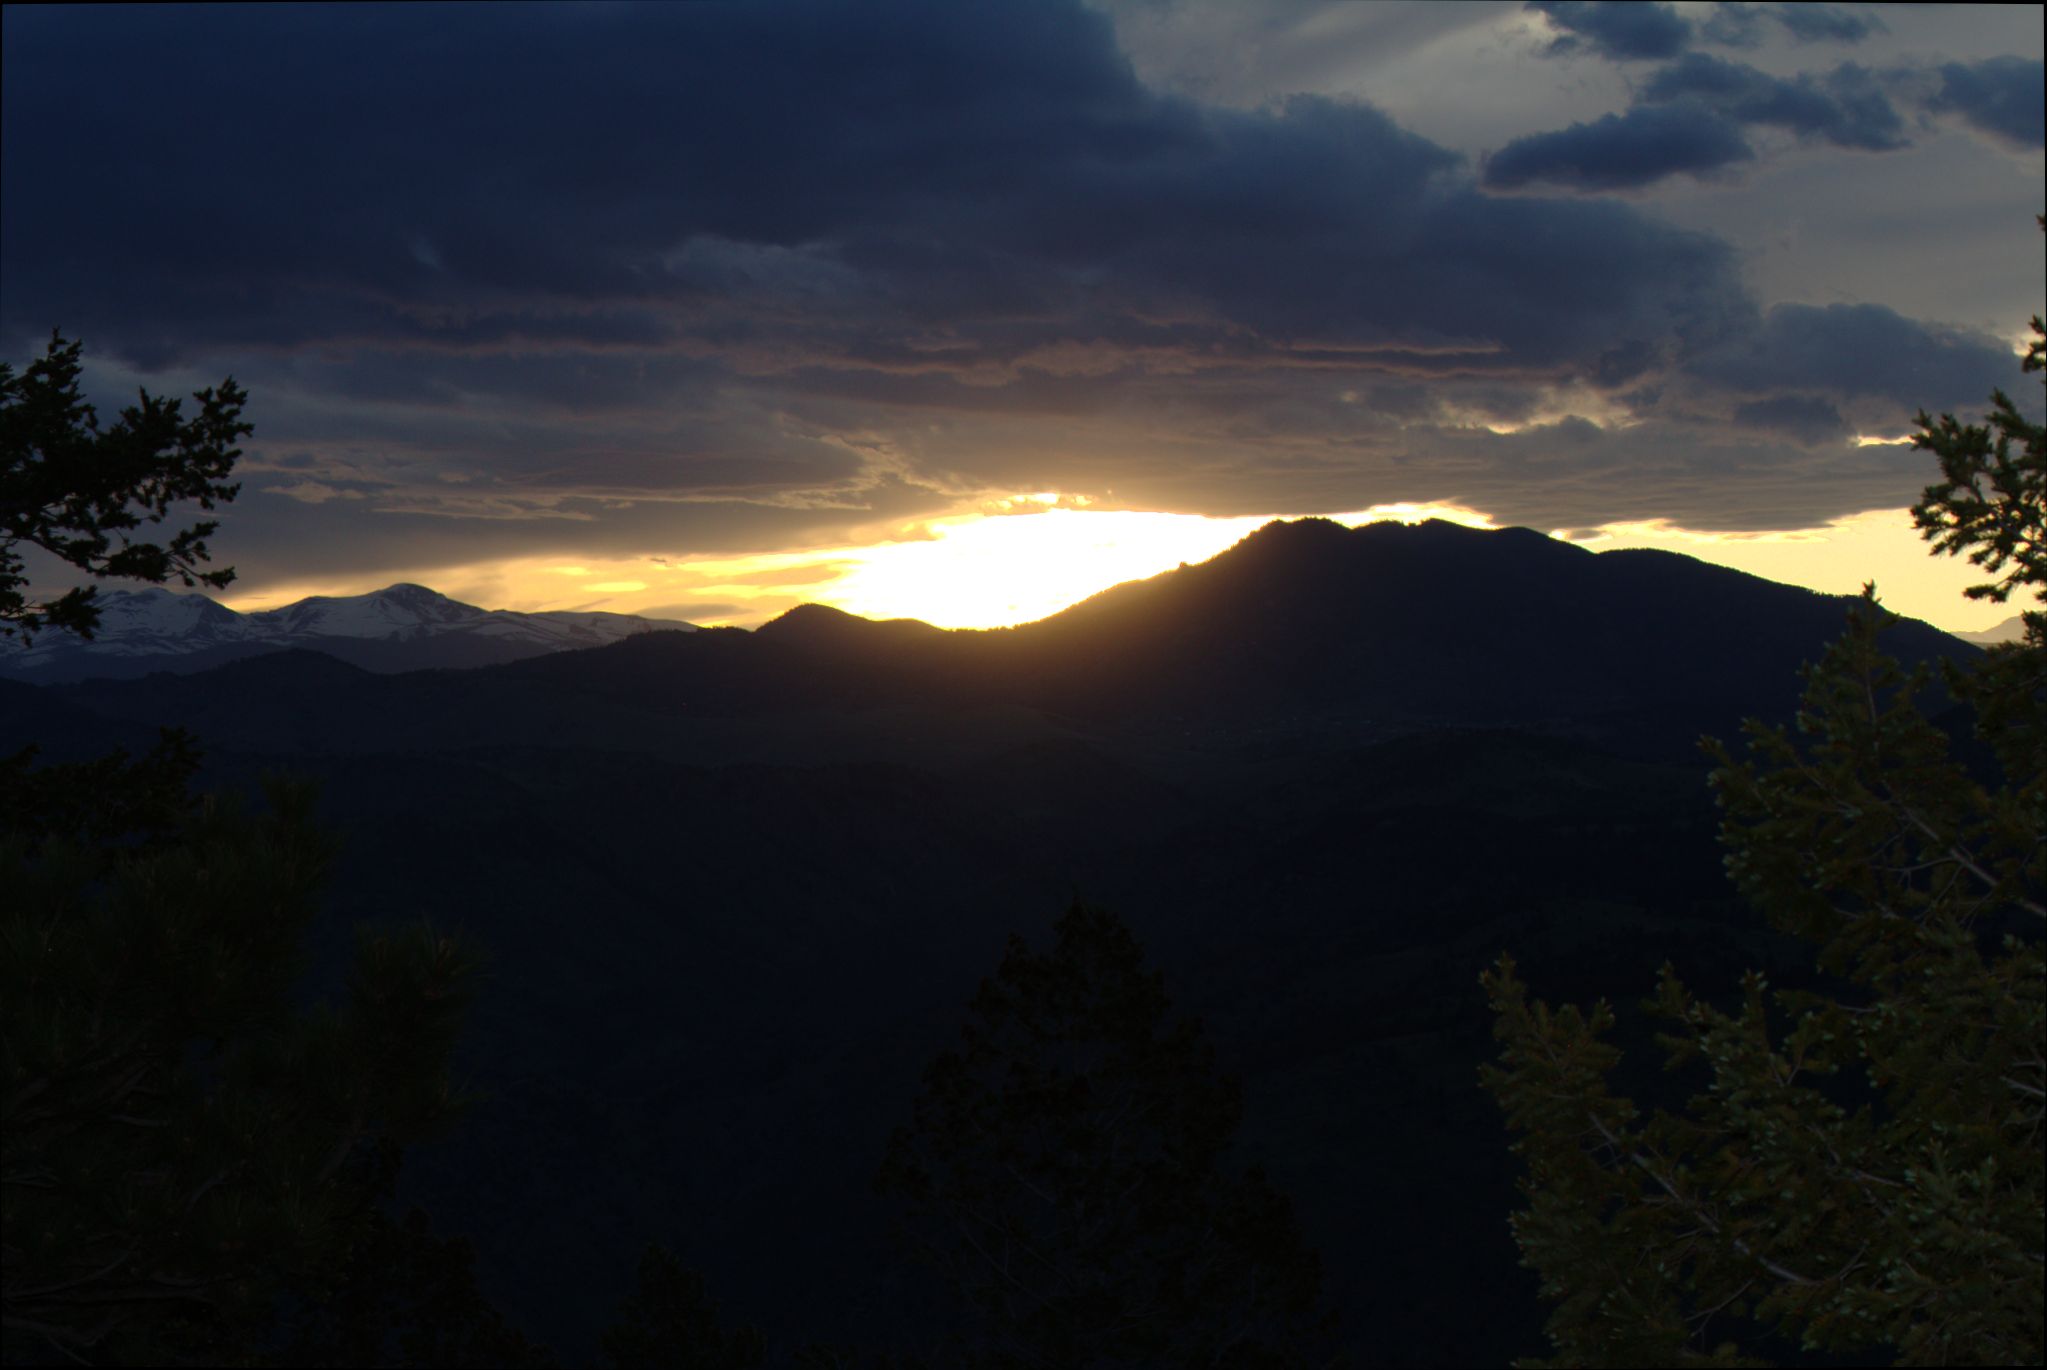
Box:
212;498;2008;636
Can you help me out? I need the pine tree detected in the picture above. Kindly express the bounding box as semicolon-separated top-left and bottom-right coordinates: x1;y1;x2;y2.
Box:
876;902;1334;1369
1;330;248;642
270;1144;556;1369
1480;269;2045;1365
3;773;482;1364
598;1244;766;1370
2;334;499;1364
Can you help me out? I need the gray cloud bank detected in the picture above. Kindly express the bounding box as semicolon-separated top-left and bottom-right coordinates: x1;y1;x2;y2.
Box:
1930;56;2047;150
1;1;2034;593
1489;51;2040;191
1493;3;2041;192
1532;1;1885;62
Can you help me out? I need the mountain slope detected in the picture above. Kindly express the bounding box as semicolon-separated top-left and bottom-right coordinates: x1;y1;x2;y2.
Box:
0;518;1997;1365
1956;614;2028;645
998;518;1970;735
0;583;696;681
25;520;1978;768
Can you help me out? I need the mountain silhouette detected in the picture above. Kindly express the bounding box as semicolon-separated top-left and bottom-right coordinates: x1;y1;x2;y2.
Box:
992;517;1972;749
1;519;1988;1364
59;516;1943;765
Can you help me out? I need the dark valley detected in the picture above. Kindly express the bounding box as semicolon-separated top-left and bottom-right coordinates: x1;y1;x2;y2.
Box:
1;518;1989;1364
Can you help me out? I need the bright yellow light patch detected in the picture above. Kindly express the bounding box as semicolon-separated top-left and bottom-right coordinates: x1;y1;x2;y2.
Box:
1350;501;1496;530
219;498;1506;629
213;495;2016;641
822;509;1273;627
817;499;1498;628
1569;507;2025;633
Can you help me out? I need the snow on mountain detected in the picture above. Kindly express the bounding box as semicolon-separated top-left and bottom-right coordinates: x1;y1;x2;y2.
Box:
247;583;489;641
1;584;694;678
62;587;253;654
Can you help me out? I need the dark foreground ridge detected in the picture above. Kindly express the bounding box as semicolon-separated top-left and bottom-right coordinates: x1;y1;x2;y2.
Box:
3;519;1983;1364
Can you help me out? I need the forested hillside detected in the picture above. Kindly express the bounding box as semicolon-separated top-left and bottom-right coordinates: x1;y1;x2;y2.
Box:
4;516;1986;1364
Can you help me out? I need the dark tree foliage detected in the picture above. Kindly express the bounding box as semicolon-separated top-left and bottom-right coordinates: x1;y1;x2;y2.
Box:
1;334;538;1366
598;1244;766;1370
268;1142;555;1368
1482;269;2045;1366
0;727;202;852
1;330;248;643
2;778;482;1365
876;903;1335;1369
1911;218;2047;617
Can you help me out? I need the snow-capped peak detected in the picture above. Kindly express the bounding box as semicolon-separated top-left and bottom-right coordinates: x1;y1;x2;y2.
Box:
249;583;490;640
86;586;245;640
2;582;695;677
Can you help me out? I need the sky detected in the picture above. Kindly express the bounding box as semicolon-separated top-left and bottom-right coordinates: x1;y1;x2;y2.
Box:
3;1;2041;632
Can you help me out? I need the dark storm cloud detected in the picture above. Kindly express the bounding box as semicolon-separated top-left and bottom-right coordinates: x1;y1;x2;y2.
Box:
263;348;734;419
1641;54;1906;150
1688;303;2027;421
1928;57;2047;150
1730;394;1849;444
1526;1;1690;61
1512;4;2032;179
2;1;1185;361
1702;3;1885;48
1342;399;1957;534
1;0;2032;586
211;472;957;585
1489;51;1912;193
1537;0;1883;59
2;3;1756;397
1483;104;1754;190
1491;45;1950;193
0;1;1760;374
1767;4;1883;45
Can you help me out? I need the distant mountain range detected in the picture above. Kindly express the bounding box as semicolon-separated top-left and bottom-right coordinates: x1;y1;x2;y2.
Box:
5;518;1981;766
3;521;1983;706
1955;614;2029;646
0;517;1998;1365
0;582;695;681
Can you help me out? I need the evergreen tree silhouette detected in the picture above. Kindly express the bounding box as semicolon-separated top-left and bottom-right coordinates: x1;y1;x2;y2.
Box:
1482;230;2045;1367
877;902;1335;1368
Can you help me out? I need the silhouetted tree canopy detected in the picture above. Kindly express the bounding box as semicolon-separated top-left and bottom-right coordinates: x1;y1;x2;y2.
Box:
2;775;483;1364
877;902;1335;1368
1483;241;2045;1366
268;1142;555;1368
598;1244;765;1370
1;330;247;643
1912;220;2047;615
0;725;202;852
0;347;516;1365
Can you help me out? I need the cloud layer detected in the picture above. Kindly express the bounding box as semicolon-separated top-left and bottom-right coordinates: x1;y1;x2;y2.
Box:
1;0;2036;597
1492;2;2042;193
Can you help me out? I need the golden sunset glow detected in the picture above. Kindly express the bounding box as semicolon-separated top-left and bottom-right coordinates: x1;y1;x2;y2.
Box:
214;499;2018;638
824;508;1294;627
1566;507;2023;633
214;499;1498;629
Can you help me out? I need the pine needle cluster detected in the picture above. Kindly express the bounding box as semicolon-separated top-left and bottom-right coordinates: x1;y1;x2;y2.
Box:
1483;276;2045;1366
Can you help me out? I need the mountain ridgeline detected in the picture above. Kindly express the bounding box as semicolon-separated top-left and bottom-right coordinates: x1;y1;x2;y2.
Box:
0;580;695;682
16;519;1974;768
0;518;1986;1364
